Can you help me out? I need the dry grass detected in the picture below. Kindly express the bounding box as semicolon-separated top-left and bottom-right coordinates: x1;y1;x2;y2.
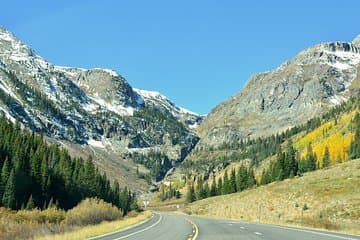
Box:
0;198;150;240
148;197;185;212
186;159;360;235
64;198;122;227
0;207;67;240
36;211;152;240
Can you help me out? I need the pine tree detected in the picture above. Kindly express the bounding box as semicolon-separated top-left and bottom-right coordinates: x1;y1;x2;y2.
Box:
209;175;217;197
246;168;256;188
26;194;35;210
203;182;210;198
0;157;11;201
306;143;317;171
186;181;196;203
349;114;360;159
236;165;247;191
222;170;230;195
216;178;223;196
2;169;16;209
229;169;237;193
322;146;330;168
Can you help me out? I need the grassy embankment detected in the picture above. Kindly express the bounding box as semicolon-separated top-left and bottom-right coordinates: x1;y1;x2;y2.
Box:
36;211;152;240
0;198;151;240
186;159;360;235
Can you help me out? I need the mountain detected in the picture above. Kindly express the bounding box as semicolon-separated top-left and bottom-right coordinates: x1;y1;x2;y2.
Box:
196;36;360;149
0;26;202;190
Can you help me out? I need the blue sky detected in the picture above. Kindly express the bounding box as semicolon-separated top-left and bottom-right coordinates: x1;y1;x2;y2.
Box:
2;1;360;114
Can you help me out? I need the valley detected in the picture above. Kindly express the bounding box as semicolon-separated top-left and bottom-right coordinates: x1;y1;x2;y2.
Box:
0;22;359;240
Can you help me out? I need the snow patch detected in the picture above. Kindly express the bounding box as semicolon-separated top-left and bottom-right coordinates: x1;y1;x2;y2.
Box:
328;62;351;70
0;77;22;103
83;102;99;113
189;122;200;129
136;93;145;105
88;139;105;148
0;29;14;42
0;105;16;123
329;94;347;105
134;88;199;116
35;57;49;69
178;106;199;116
88;96;135;116
94;68;119;77
9;54;28;62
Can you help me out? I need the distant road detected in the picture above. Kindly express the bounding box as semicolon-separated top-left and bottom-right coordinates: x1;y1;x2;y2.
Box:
91;212;360;240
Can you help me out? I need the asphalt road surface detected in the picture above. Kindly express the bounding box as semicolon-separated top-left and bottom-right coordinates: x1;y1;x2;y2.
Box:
90;212;360;240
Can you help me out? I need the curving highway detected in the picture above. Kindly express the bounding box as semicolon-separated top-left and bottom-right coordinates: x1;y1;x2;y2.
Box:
90;212;360;240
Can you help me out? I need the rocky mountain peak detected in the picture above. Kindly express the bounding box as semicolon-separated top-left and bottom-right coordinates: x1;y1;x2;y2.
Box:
0;26;201;188
197;37;360;147
353;35;360;47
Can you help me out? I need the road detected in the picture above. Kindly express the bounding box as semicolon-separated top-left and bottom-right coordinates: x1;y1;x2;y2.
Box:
90;212;360;240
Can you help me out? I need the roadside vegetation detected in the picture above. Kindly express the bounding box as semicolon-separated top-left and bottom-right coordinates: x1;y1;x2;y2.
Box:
186;159;360;235
0;198;149;240
179;97;359;235
0;115;143;239
185;97;359;203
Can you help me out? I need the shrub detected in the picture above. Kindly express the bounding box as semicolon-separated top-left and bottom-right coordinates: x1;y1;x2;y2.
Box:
64;198;122;226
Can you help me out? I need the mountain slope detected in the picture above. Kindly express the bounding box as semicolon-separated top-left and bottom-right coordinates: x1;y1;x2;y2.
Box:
0;26;202;190
197;37;360;148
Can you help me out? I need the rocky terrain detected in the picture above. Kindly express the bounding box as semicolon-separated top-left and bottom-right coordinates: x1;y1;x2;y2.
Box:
0;26;202;190
196;36;360;148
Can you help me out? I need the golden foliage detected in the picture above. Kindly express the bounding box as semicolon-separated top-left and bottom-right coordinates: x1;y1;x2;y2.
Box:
64;198;122;226
295;111;357;166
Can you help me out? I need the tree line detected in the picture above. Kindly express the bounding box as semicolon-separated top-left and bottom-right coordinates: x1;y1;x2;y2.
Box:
0;116;138;214
186;165;256;203
183;97;359;175
186;98;359;203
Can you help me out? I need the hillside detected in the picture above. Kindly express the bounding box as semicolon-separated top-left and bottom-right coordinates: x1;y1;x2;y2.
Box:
192;35;360;165
0;26;202;190
186;159;360;235
179;92;359;185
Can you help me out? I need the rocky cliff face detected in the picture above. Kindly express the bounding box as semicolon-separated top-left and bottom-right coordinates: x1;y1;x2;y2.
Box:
0;26;202;190
197;37;360;148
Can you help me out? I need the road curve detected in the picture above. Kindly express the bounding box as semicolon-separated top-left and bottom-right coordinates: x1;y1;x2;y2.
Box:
89;212;193;240
91;212;360;240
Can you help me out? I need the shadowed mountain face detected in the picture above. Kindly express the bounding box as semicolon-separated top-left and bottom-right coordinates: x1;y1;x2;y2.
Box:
0;26;202;190
196;37;360;149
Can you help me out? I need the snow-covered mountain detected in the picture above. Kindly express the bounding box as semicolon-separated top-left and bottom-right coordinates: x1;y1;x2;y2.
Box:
0;26;202;188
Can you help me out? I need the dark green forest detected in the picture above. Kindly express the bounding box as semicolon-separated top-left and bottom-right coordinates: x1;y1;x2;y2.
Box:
0;116;137;214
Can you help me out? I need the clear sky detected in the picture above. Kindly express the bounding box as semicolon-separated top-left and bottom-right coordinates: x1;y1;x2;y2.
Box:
1;1;360;115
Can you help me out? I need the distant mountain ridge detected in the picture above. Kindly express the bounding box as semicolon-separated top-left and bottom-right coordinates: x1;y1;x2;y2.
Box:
196;36;360;149
0;26;202;189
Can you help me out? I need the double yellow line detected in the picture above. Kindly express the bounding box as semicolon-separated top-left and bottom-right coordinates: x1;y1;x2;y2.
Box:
185;218;199;240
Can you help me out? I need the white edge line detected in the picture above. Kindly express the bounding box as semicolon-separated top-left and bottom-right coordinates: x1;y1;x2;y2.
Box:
189;215;359;240
87;213;155;240
114;213;163;240
272;225;358;240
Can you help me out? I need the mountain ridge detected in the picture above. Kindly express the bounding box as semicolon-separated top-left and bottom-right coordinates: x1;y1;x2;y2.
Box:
196;36;360;149
0;26;202;190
